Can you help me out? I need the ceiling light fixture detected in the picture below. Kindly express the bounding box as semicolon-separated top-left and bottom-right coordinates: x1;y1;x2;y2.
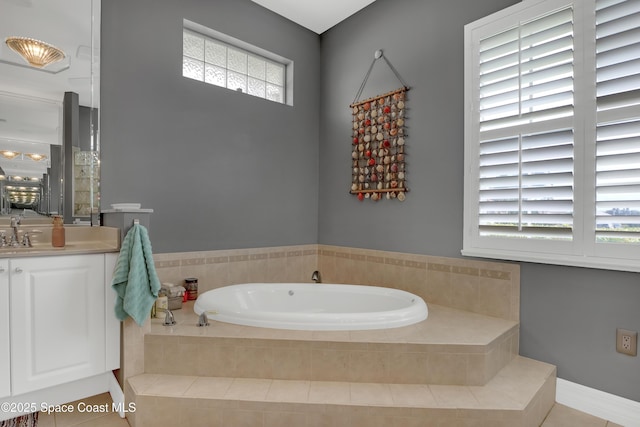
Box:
5;36;65;68
0;150;20;160
25;153;46;161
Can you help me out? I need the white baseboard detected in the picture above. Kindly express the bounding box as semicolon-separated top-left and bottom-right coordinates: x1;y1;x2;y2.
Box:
556;378;640;427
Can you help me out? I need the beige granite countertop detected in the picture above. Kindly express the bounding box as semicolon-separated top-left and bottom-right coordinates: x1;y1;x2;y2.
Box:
0;225;120;257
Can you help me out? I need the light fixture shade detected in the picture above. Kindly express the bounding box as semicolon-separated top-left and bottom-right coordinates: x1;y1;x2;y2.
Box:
25;153;46;161
5;36;65;68
0;150;20;160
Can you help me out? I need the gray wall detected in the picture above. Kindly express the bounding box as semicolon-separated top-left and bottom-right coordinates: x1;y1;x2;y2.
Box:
318;0;640;402
318;0;514;258
100;0;320;253
520;264;640;400
100;0;640;402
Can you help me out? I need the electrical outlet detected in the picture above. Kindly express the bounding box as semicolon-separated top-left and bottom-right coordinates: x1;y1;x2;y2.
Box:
616;329;637;356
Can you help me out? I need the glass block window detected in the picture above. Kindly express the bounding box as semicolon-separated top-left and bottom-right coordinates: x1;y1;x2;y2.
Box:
182;27;287;104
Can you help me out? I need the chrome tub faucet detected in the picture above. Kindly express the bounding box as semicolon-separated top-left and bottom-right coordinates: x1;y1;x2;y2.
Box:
197;312;210;327
163;309;176;326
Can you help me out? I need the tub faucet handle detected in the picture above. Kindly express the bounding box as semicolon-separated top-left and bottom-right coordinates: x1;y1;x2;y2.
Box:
311;270;321;283
163;309;176;326
197;312;210;327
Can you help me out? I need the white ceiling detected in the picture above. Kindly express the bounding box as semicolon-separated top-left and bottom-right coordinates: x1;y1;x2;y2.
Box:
0;0;95;177
251;0;376;34
0;0;95;105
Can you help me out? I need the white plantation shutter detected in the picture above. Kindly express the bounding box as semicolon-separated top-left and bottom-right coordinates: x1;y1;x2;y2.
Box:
464;0;640;271
477;7;575;240
595;0;640;244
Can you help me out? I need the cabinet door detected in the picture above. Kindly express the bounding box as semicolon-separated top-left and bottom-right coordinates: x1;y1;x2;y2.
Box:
0;259;9;398
10;254;105;395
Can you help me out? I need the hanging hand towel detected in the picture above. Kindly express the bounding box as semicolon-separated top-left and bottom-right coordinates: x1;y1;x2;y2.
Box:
111;223;161;326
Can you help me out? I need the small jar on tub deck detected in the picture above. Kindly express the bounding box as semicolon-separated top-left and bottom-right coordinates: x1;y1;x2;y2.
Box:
185;278;198;300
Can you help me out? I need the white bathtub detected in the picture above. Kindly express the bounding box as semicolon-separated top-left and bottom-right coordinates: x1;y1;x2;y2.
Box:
193;283;428;330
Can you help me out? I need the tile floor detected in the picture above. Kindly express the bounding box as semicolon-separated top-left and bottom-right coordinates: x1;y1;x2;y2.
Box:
542;404;623;427
36;393;128;427
32;392;621;426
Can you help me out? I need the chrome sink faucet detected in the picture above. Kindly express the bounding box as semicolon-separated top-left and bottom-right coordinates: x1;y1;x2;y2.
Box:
10;216;21;247
22;232;32;248
311;270;321;283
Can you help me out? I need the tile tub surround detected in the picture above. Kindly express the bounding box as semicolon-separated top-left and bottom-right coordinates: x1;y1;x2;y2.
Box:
152;245;319;292
150;244;519;321
317;246;519;321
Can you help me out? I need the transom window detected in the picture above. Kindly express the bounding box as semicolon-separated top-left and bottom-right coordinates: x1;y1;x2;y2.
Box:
182;22;289;104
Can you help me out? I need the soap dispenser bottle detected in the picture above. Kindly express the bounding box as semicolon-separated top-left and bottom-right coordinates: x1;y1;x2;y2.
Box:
52;215;65;247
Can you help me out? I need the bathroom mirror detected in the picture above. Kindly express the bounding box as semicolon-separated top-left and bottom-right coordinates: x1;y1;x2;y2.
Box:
0;0;100;224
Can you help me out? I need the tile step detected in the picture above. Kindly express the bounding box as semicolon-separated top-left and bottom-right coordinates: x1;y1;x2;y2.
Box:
145;303;520;386
127;356;556;427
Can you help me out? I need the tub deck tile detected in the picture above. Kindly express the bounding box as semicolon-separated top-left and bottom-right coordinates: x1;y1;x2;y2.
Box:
146;301;519;386
151;301;517;347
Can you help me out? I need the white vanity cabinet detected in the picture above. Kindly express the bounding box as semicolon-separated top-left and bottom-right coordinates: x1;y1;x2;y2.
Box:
9;254;105;395
0;259;10;399
0;226;122;422
1;253;119;399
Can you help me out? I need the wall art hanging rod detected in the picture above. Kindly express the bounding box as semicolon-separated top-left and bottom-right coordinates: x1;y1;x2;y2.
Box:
350;87;409;108
349;188;410;194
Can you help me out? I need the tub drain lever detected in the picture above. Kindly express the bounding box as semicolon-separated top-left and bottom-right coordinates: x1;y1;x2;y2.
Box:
197;312;210;327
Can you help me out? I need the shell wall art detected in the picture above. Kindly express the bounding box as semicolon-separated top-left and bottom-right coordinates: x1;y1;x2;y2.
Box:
350;87;408;202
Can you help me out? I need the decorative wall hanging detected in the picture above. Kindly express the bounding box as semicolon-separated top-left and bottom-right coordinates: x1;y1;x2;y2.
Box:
350;50;410;202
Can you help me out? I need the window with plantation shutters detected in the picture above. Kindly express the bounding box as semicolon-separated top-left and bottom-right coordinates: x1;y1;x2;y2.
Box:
595;0;640;245
464;0;640;272
477;6;575;242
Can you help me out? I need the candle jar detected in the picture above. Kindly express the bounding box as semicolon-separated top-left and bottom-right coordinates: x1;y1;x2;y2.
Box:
185;278;198;300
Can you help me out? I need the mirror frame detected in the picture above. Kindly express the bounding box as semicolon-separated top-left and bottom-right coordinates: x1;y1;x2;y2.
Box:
89;0;100;226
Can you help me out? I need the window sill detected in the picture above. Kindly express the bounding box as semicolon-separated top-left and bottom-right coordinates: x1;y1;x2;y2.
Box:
461;248;640;273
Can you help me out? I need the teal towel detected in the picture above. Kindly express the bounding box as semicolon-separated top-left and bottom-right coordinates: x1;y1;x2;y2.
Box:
111;224;161;326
